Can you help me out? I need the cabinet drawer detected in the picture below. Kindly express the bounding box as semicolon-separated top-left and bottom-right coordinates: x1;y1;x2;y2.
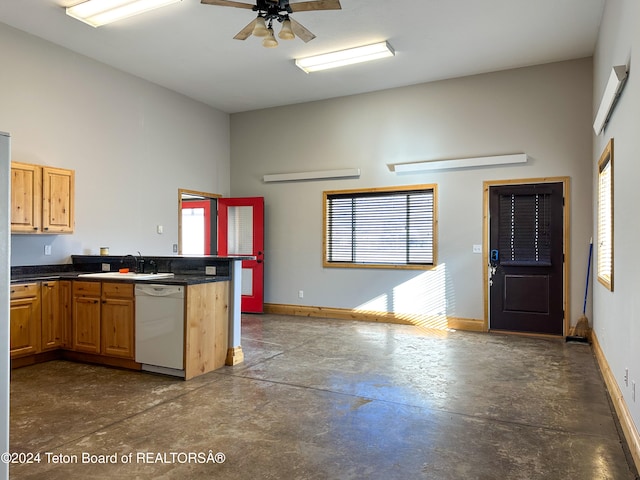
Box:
10;283;39;300
73;281;101;296
102;282;134;299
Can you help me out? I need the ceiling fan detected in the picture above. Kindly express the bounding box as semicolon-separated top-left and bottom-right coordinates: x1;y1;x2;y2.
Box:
200;0;342;46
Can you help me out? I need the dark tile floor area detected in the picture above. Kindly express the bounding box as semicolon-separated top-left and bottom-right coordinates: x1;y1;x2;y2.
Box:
8;314;639;479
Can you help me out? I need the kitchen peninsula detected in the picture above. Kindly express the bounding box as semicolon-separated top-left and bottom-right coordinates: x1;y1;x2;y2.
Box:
10;254;252;380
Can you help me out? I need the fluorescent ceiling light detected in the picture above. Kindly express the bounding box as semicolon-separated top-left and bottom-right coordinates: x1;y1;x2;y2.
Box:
66;0;181;27
391;154;528;173
263;168;360;183
295;41;394;73
593;65;628;135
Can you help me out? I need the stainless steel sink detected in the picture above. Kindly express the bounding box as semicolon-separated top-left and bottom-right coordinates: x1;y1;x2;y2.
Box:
77;272;175;280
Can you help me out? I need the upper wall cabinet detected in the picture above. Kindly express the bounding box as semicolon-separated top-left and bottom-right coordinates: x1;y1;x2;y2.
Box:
11;162;75;234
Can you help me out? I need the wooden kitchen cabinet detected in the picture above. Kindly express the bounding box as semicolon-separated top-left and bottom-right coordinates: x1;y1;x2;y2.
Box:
41;281;64;351
10;283;41;358
10;162;41;233
59;281;72;348
72;281;101;354
11;161;75;234
101;282;135;359
185;281;229;380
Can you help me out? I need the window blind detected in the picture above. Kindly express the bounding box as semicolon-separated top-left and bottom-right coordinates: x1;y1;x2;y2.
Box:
597;152;613;289
325;188;434;266
498;192;551;266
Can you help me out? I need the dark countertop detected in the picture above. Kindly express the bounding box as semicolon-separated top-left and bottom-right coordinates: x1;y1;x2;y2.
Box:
11;272;230;286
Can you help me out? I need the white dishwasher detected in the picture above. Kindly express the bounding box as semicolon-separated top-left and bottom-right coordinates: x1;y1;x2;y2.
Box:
135;284;185;378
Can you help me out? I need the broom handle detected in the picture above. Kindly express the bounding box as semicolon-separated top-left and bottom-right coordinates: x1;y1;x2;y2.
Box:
583;238;593;315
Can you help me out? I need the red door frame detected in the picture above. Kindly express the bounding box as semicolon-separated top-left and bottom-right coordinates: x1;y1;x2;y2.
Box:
181;199;212;255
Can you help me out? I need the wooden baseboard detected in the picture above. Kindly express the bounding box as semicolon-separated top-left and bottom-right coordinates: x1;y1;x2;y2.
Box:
225;346;244;366
61;350;142;371
263;303;485;332
591;331;640;472
11;350;63;369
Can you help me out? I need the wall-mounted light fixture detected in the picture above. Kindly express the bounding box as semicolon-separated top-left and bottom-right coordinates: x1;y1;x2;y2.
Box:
295;41;394;73
263;168;360;183
593;65;628;135
66;0;182;27
389;154;528;173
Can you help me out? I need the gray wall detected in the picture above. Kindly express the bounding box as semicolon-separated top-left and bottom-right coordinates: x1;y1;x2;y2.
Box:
1;132;10;480
592;0;640;436
230;58;594;324
0;23;230;266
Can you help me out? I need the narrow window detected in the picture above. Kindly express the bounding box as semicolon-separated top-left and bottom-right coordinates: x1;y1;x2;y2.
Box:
324;185;437;269
597;139;614;291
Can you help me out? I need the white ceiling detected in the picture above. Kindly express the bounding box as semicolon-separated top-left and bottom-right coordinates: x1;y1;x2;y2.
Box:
0;0;605;114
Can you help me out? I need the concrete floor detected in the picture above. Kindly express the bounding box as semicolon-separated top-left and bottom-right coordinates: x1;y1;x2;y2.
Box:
9;314;639;479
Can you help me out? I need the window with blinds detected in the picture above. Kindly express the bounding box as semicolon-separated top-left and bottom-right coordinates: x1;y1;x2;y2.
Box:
324;185;437;268
597;139;614;291
498;192;552;266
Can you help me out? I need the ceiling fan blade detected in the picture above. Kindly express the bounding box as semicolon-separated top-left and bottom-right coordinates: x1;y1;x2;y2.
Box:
289;0;341;12
200;0;255;9
234;19;257;40
289;18;316;43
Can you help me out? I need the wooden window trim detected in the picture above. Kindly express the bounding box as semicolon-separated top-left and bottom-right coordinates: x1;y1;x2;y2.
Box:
597;138;614;291
323;184;438;270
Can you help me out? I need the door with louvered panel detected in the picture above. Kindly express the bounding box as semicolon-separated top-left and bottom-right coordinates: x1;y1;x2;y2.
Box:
489;182;564;335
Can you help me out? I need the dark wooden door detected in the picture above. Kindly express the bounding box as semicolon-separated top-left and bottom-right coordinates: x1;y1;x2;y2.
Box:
489;182;564;335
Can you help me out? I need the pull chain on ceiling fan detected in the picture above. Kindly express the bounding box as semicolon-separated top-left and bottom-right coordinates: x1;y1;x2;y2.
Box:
200;0;341;47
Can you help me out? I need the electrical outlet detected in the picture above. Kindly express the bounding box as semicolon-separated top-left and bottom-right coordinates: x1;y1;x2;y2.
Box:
298;290;304;299
44;245;52;256
173;244;178;253
102;263;111;272
472;244;482;254
205;266;217;275
625;368;629;386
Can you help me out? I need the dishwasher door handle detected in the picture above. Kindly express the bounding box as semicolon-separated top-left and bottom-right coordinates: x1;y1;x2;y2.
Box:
135;284;184;298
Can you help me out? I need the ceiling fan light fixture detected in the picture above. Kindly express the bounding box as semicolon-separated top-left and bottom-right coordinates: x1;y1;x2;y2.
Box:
252;15;269;37
65;0;182;27
295;41;395;73
278;18;295;40
262;27;279;48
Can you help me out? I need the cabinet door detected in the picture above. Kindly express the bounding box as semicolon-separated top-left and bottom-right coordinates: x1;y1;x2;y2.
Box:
41;281;63;351
101;297;134;359
73;296;101;353
42;166;74;233
59;281;72;348
10;295;41;358
10;162;42;233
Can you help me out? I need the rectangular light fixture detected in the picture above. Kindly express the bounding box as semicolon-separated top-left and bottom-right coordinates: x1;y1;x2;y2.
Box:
263;168;360;183
593;65;628;135
295;41;394;73
391;154;528;173
66;0;181;27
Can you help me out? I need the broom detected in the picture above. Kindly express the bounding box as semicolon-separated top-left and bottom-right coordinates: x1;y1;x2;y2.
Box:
568;238;592;341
